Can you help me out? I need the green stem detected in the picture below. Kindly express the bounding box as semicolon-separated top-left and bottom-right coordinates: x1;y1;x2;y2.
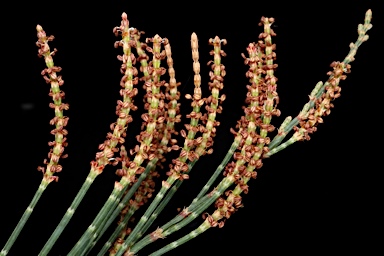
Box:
38;170;98;255
268;84;325;150
129;172;235;255
268;11;372;152
132;161;197;243
126;135;241;254
0;180;48;256
192;135;241;204
87;159;158;256
128;194;210;254
150;222;210;256
265;134;299;157
96;204;137;256
67;185;126;256
149;163;255;256
117;177;177;251
130;177;232;255
128;137;239;250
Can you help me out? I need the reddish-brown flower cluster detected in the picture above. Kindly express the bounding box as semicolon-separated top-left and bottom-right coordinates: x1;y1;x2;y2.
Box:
119;171;158;223
210;189;244;227
164;35;228;181
197;36;227;154
91;13;142;176
111;147;159;253
122;35;173;180
114;25;186;185
215;16;280;226
160;39;182;155
296;61;351;141
35;25;69;183
202;212;225;228
108;19;190;253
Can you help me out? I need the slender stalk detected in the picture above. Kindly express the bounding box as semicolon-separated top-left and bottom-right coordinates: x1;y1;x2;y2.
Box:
265;131;303;157
86;159;158;256
0;181;48;256
86;32;182;256
135;153;257;254
39;170;98;255
129;68;263;252
148;167;251;256
127;22;277;253
4;9;370;256
129;194;211;254
64;14;148;255
149;222;211;256
129;173;235;255
131;161;198;243
111;33;221;254
147;11;374;255
123;130;237;251
42;13;144;256
269;10;372;151
191;135;242;204
111;163;194;253
96;204;137;256
1;24;70;256
126;137;246;254
67;182;126;256
116;176;177;251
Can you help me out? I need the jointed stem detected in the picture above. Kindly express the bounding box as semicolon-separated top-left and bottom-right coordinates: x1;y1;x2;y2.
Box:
67;183;126;255
131;175;234;255
149;222;211;256
126;137;241;254
89;159;158;256
192;135;242;204
0;180;48;256
38;170;98;255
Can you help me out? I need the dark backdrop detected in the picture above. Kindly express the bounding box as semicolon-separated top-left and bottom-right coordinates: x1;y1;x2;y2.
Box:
2;1;380;255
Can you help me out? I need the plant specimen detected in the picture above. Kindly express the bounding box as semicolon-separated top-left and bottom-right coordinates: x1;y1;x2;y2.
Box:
1;7;373;256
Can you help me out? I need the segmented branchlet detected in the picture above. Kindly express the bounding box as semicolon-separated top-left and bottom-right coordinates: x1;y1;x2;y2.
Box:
71;24;186;256
94;13;138;175
265;9;372;158
194;35;227;157
35;25;70;183
294;62;350;141
1;9;372;256
39;13;141;255
129;27;182;161
0;25;69;256
109;171;158;255
113;32;228;256
160;38;183;158
160;16;282;239
105;35;180;255
111;34;229;255
117;34;166;184
207;16;280;229
140;12;372;256
126;36;248;254
102;36;184;256
67;19;176;256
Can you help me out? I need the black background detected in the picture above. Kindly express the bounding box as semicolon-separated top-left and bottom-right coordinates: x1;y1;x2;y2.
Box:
2;1;380;255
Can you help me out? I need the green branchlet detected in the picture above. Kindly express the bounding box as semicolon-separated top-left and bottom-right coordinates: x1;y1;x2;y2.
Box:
1;9;372;256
